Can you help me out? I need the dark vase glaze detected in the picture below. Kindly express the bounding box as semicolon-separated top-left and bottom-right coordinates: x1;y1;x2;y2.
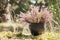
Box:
29;22;44;36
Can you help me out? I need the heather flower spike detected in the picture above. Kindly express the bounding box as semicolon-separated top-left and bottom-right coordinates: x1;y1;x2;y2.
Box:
20;6;53;23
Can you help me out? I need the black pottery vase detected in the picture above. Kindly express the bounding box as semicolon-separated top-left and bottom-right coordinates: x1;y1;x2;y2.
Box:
29;22;44;36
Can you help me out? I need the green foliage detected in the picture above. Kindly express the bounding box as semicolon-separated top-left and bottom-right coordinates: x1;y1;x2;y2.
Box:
10;0;30;14
49;0;60;24
15;1;30;14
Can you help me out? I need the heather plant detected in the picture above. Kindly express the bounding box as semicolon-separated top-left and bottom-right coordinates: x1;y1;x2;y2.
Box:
20;6;53;23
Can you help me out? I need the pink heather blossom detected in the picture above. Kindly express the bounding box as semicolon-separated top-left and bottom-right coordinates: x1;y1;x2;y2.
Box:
42;8;53;22
20;6;53;23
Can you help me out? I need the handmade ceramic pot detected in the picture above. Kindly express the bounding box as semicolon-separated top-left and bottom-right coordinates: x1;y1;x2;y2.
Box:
29;22;44;36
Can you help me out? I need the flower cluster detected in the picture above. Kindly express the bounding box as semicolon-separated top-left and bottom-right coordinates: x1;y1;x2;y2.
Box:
20;6;53;23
